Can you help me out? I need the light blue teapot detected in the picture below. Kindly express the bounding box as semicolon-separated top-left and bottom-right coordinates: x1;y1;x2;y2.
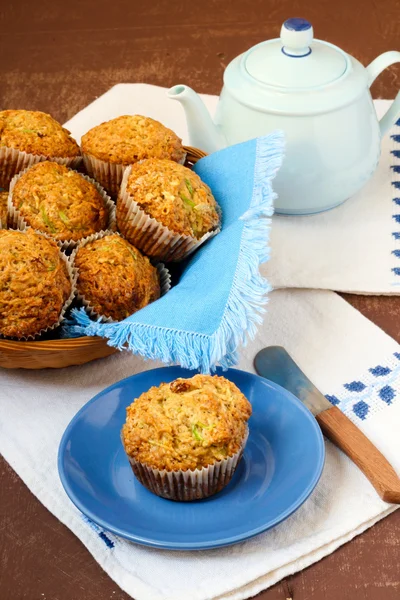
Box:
168;18;400;214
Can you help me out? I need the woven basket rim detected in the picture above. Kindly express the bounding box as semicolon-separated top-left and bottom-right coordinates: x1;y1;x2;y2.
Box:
183;145;207;163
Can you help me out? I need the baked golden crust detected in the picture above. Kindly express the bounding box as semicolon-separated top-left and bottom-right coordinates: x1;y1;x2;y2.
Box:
122;375;252;471
0;191;8;227
121;158;220;238
81;115;185;165
11;162;109;242
0;229;71;338
75;234;160;321
0;110;80;158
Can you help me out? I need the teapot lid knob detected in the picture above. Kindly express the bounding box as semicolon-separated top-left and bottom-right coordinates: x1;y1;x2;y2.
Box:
280;18;313;57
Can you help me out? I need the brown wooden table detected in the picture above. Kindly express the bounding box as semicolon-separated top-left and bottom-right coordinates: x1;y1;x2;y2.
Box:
1;1;399;599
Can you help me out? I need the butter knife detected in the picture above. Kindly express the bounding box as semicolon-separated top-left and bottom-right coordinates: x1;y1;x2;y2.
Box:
254;346;400;504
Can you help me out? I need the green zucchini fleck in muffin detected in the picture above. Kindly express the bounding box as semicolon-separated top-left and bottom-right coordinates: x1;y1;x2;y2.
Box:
0;229;72;339
74;233;160;321
10;161;110;243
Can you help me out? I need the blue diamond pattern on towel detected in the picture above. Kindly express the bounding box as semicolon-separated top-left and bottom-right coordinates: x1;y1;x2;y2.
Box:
379;385;396;405
369;365;392;377
353;401;369;420
325;352;400;422
344;381;366;392
392;268;400;276
392;250;400;258
326;394;340;406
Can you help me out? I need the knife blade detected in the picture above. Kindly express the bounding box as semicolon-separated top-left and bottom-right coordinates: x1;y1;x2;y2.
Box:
254;346;400;504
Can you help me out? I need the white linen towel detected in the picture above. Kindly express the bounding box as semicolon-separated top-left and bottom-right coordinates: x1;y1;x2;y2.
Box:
266;102;400;294
0;288;398;600
65;83;399;295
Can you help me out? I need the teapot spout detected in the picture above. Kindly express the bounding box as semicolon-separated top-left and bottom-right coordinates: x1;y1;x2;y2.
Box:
168;85;225;154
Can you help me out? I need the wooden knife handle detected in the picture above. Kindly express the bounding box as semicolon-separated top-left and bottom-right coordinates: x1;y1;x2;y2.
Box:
316;406;400;504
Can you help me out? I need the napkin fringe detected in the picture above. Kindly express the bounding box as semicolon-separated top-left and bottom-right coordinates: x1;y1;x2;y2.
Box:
65;133;284;371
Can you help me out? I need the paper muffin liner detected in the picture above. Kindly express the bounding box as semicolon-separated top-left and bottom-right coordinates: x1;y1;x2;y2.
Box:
83;151;187;200
0;231;78;341
8;167;116;252
0;189;8;230
0;145;82;189
125;427;249;502
116;165;221;262
83;153;126;200
70;230;171;324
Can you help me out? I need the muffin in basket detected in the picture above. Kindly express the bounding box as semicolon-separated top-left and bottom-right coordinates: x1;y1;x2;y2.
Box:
81;115;186;198
73;232;162;322
0;110;81;188
0;191;8;229
121;374;251;501
117;158;221;262
9;161;113;247
0;229;74;339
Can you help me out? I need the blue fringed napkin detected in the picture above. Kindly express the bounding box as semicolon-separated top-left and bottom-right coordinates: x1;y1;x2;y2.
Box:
66;133;284;371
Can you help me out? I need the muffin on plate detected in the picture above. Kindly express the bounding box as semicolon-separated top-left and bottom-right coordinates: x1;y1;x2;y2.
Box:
121;374;251;501
9;161;114;247
81;115;186;198
73;232;163;322
0;229;74;339
0;191;8;229
0;110;81;188
117;158;221;262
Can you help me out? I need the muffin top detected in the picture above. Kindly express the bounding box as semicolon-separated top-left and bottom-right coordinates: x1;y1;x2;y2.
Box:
0;191;8;227
11;162;109;242
0;229;71;338
122;374;252;471
81;115;185;165
123;159;220;238
74;234;160;321
0;110;80;158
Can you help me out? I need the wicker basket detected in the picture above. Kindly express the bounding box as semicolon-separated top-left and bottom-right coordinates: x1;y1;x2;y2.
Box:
0;147;207;369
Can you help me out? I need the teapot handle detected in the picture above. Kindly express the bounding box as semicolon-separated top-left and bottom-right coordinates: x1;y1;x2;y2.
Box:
366;51;400;137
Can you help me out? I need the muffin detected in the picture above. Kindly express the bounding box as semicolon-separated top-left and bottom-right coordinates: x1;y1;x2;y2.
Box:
0;229;74;339
0;110;81;188
73;233;162;321
117;158;221;262
81;115;186;198
0;191;8;229
9;161;114;247
121;374;252;501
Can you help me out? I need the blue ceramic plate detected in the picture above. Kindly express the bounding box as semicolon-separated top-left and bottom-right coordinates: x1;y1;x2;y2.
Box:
58;366;325;550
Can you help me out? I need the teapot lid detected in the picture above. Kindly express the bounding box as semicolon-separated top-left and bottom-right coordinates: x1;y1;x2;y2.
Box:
244;18;348;89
